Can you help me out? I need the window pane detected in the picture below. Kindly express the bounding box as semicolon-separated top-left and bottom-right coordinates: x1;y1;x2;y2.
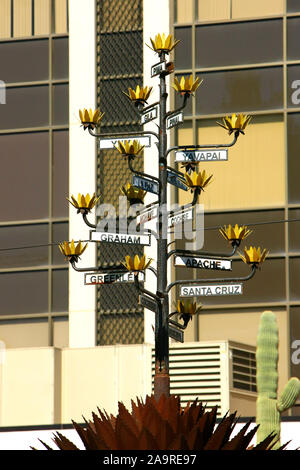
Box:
195;20;282;68
0;270;48;315
287;65;300;107
0;318;48;348
0;39;49;83
196;67;283;114
53;316;68;348
52;37;68;80
0;85;49;129
52;222;68;264
52;269;68;312
0;224;48;269
52;130;69;217
287;113;300;203
174;27;192;70
287;0;300;12
53;84;69;125
289;258;300;300
289;209;300;252
0;132;49;221
287;18;300;61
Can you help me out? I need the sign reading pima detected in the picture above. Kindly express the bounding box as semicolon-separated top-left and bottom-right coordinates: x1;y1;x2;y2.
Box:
85;272;144;285
166;112;183;130
175;149;228;162
180;283;243;297
151;61;167;77
174;256;232;271
90;230;151;246
99;136;151;149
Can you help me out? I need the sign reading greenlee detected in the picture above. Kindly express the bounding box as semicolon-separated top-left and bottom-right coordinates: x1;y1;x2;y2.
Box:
85;272;145;285
174;256;232;271
175;149;228;162
180;283;243;297
90;230;151;246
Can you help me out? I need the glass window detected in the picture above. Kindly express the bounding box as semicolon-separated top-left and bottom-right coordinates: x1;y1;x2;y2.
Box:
174;27;192;70
0;318;49;348
287;65;300;107
52;222;68;264
196;67;283;114
52;269;68;312
52;37;69;80
289;209;300;252
52;130;69;217
289;258;300;300
0;39;49;83
0;270;48;315
0;132;49;221
195;20;283;68
0;223;49;269
53;84;69;125
287;17;300;61
287;113;300;203
287;0;300;12
0;85;49;129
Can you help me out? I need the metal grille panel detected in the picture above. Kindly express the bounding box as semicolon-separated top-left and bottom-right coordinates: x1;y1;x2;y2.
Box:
231;347;257;393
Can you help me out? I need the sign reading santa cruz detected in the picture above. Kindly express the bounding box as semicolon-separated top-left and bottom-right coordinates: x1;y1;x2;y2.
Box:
175;149;228;162
180;283;243;297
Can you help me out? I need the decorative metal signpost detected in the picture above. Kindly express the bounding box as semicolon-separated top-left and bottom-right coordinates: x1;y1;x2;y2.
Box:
60;34;268;402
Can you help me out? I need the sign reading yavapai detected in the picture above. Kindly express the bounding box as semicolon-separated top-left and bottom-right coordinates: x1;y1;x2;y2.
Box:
175;149;228;162
85;272;145;285
99;136;151;149
175;256;232;270
180;283;243;297
91;231;151;246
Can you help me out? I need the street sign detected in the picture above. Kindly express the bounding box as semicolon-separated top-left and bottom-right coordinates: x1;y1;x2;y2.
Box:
151;61;167;77
174;256;232;271
139;294;158;313
169;324;184;343
132;174;159;195
180;283;243;297
136;203;159;226
167;169;188;191
140;105;159;125
166;111;184;130
99;135;151;149
90;230;151;246
175;149;228;162
85;272;144;285
168;208;193;228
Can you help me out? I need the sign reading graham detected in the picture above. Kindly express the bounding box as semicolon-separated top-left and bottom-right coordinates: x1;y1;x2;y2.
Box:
90;230;151;246
174;256;232;271
180;283;243;297
175;149;228;163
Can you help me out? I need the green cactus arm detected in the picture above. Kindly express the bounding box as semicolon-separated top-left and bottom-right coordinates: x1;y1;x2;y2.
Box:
256;311;278;397
277;377;300;412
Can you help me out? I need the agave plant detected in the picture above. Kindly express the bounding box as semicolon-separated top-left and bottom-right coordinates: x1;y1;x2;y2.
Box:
34;394;285;450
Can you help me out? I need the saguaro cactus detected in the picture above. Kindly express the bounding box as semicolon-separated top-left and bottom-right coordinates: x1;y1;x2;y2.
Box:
256;310;300;448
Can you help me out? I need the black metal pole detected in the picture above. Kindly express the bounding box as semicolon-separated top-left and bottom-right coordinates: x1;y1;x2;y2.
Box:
154;51;170;401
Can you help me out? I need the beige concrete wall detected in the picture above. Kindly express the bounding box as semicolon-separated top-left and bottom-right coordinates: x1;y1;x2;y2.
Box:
230;391;257;417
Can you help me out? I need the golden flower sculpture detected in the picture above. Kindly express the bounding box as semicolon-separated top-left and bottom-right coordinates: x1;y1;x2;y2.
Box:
172;75;203;96
217;113;252;135
67;193;101;214
59;240;88;263
123;85;152;105
239;246;269;266
180;161;199;172
219;224;252;245
120;183;146;205
147;33;180;54
79;108;105;130
122;254;152;272
176;300;202;318
184;169;213;192
114;140;145;158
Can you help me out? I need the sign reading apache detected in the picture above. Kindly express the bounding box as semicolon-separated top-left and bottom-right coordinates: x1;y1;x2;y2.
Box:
175;149;228;162
180;283;243;297
174;255;232;271
85;272;145;285
90;230;151;246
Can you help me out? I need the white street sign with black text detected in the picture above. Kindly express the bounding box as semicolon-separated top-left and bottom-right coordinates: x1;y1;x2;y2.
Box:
90;231;151;246
180;283;243;297
85;272;145;285
174;256;232;270
175;149;228;162
99;136;151;149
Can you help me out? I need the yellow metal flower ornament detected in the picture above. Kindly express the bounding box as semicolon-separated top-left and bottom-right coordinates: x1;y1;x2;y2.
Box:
120;183;146;205
79;108;105;130
122;254;152;273
217;113;252;135
58;240;88;263
219;224;252;245
67;193;101;214
239;246;269;267
123;85;153;106
184;169;213;192
147;33;180;54
114;140;145;159
172;75;203;96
